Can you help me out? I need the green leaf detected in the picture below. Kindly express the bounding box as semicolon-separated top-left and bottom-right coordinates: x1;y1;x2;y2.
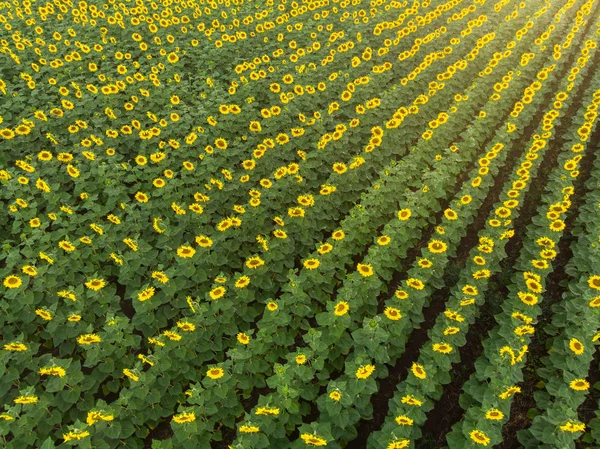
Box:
40;437;56;449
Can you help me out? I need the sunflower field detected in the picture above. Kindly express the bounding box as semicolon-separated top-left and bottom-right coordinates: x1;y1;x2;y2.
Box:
2;0;600;447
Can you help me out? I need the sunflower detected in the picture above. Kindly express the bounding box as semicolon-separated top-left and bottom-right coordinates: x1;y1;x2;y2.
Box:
320;185;337;195
398;208;412;220
462;285;478;296
162;331;181;341
588;296;600;307
357;263;374;277
514;325;535;336
209;287;226;300
85;278;106;291
588;275;600;290
207;367;224;380
176;321;195;332
3;275;22;289
495;207;511;218
512;312;533;324
86;411;114;426
525;279;542;293
411;362;426;379
356;364;375;379
15;124;31;135
276;133;290;145
148;178;166;191
531;259;549;270
152;272;169;284
332;162;347;174
407;278;424;290
386;440;411;449
77;334;102;345
444;310;464;322
123;369;139;382
237;333;250;344
560;421;586;432
332;230;345;240
401;395;423;406
0;128;15;139
418;258;433;269
461;195;472;204
66;164;80;178
384;307;402;321
499;385;521;399
570;378;590;391
432;343;453;354
395;415;413;426
235;276;250;288
470;430;491;446
300;433;327;446
444;208;458;220
273;229;288;239
329;391;342;401
62;430;91;442
255;407;280;415
303;259;320;270
428;240;447;253
3;342;27;351
135;191;149;203
524;272;541;282
540;249;557;259
485;408;504;420
334;301;349;316
517;291;538;306
461;298;476;307
214;138;228;150
40;252;55;264
195;235;213;247
246;256;265;269
172;412;197;425
177;245;196;258
377;235;391;246
137;287;155;302
569;338;584;355
473;270;491;280
14;396;38;404
395;290;409;300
